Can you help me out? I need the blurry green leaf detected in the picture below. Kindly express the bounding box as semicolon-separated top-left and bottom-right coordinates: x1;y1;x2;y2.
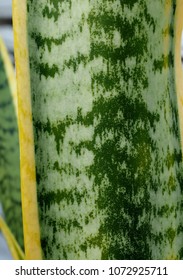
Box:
0;38;24;250
0;216;24;260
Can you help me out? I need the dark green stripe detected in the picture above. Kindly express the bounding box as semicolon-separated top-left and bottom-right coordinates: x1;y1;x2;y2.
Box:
27;0;183;259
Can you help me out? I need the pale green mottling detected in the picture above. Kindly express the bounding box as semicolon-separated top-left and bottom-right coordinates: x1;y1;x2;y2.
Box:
27;0;183;259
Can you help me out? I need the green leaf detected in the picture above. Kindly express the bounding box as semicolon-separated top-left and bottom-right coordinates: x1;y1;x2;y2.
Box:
13;0;183;260
0;38;24;250
0;216;24;260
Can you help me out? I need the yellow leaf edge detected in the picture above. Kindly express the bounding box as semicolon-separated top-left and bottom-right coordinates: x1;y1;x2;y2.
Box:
12;0;42;260
175;0;183;152
0;216;25;260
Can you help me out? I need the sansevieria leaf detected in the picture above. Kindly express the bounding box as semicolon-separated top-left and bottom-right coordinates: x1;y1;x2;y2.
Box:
13;0;183;259
0;38;23;250
0;216;24;260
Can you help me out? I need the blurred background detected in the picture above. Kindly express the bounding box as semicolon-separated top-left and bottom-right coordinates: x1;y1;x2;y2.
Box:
0;0;14;63
1;0;183;260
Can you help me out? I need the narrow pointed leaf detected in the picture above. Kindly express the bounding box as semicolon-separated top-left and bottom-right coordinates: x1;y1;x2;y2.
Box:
0;38;23;249
0;216;24;260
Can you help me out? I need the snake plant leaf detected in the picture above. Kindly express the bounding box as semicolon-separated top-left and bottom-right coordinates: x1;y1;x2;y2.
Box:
0;37;24;250
0;216;24;260
13;0;183;259
13;1;42;260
